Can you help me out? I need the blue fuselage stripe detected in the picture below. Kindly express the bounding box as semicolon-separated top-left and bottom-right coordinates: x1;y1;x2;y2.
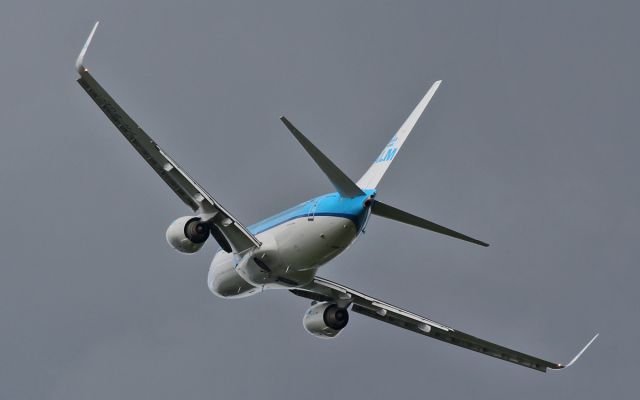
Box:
250;213;360;236
247;190;376;236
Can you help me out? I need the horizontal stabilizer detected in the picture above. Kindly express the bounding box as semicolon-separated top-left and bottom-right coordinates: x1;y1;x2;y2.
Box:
371;200;489;247
280;116;365;198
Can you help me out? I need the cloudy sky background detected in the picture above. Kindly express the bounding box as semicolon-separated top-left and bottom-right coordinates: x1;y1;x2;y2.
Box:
1;1;637;398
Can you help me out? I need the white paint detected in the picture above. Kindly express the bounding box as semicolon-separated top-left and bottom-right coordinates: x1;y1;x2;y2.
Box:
208;216;357;298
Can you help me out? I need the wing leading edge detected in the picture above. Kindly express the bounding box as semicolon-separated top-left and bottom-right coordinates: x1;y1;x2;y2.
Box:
75;22;260;253
295;277;597;372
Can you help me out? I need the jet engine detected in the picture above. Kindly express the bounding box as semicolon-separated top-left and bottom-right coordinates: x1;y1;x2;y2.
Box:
303;302;349;338
165;216;210;253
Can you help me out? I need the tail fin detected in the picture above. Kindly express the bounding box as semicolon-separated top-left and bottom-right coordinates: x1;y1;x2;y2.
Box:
357;80;442;189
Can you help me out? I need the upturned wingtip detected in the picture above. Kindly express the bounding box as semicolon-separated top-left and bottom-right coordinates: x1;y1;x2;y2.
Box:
75;21;100;73
550;333;599;371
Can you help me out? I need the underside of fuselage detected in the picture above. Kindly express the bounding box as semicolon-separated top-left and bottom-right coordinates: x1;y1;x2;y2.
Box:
208;191;374;298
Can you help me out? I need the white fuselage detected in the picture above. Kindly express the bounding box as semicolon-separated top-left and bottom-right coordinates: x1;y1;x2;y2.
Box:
208;215;359;298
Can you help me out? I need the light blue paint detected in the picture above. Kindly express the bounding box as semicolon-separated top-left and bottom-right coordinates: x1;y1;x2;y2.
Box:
374;135;399;163
248;189;376;235
376;147;398;163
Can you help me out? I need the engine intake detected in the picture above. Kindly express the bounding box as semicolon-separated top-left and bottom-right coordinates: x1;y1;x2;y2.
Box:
303;302;349;338
166;216;209;253
185;218;210;243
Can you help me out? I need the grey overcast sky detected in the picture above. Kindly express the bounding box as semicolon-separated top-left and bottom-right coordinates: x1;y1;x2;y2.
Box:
1;1;637;398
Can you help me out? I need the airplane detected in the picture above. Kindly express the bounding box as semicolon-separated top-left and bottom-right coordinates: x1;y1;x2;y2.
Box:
75;22;597;373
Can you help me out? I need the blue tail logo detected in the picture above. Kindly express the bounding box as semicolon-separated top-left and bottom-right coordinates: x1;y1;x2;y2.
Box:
375;135;399;163
376;147;398;163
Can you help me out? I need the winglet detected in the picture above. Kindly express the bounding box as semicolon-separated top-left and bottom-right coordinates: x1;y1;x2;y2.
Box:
550;333;599;371
75;21;100;73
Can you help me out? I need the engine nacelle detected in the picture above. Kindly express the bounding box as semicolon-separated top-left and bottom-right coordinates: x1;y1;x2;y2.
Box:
303;302;349;339
165;216;210;253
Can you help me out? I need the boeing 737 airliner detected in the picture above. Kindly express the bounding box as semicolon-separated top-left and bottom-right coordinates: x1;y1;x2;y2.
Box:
75;22;597;372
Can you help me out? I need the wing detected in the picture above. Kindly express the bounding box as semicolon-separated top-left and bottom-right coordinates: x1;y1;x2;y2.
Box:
75;22;260;253
292;276;597;373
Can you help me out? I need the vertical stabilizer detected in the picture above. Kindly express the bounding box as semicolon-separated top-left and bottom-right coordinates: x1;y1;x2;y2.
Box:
357;81;441;189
